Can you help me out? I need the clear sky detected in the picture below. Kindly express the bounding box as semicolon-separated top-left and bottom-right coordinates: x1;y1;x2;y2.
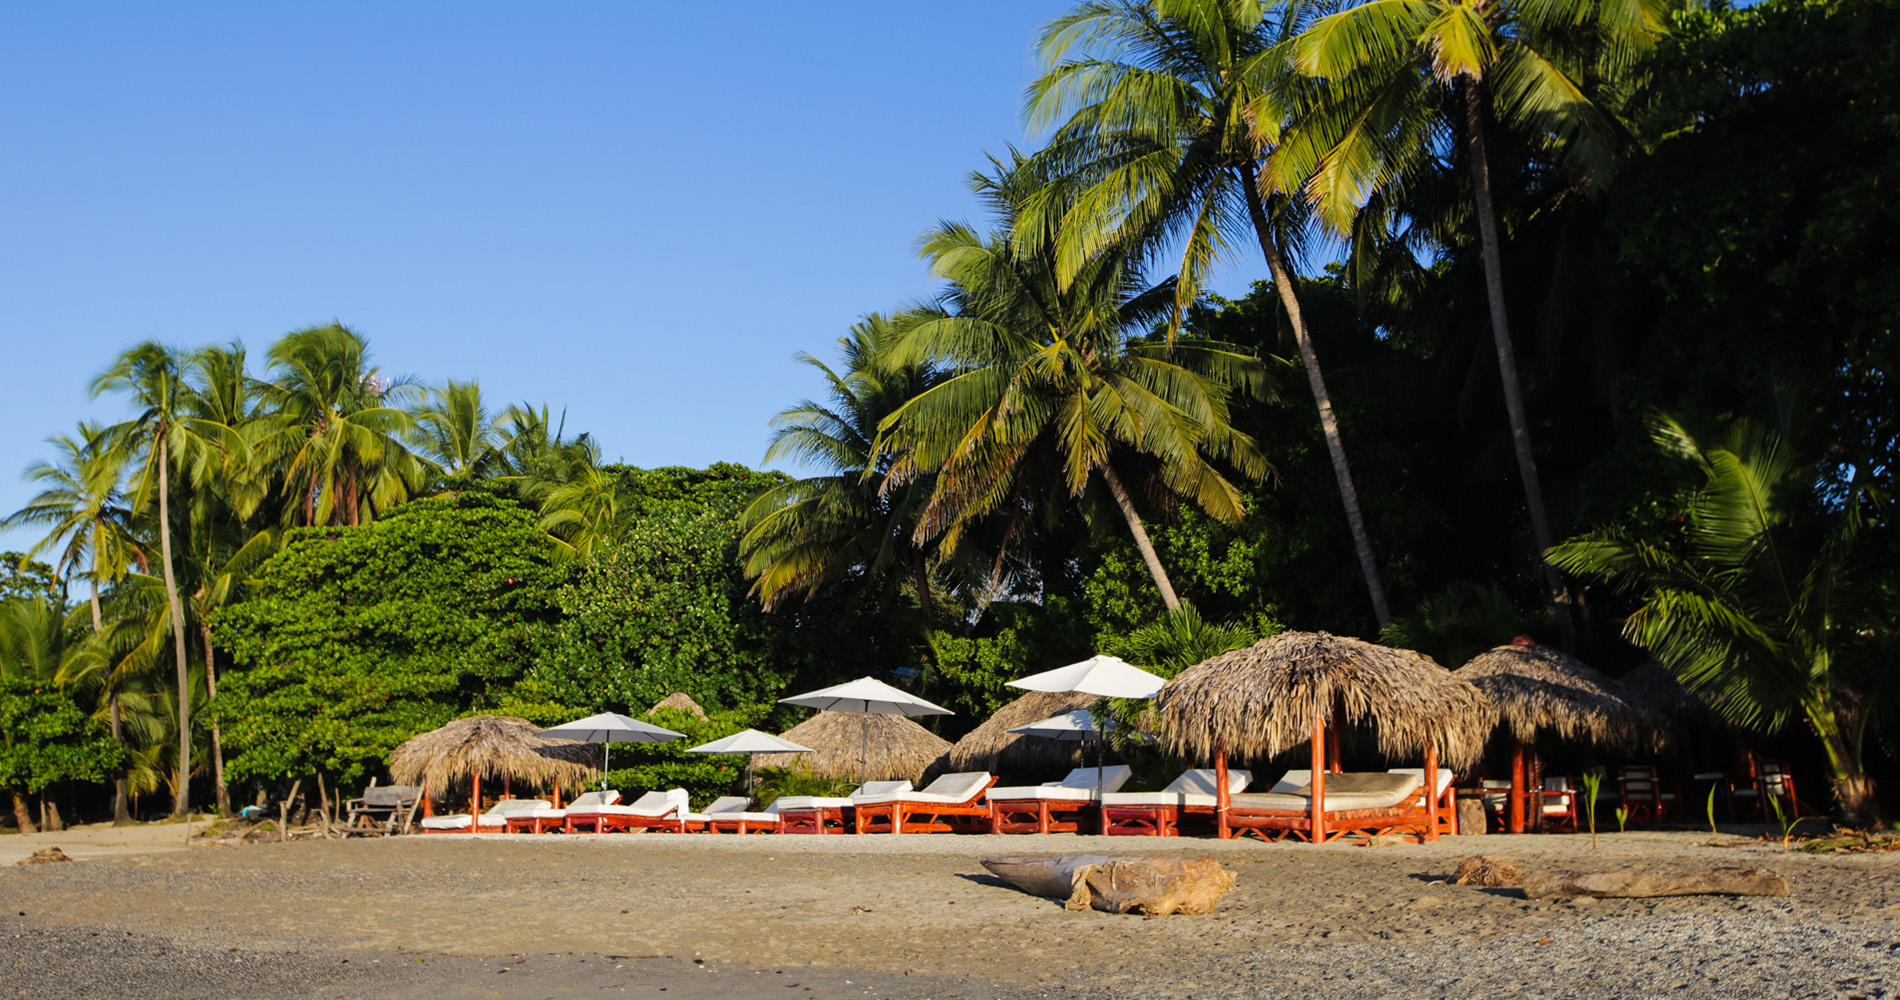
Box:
0;3;1256;552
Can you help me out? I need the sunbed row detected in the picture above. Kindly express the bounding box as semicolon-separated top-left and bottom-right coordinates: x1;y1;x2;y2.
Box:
418;763;1457;842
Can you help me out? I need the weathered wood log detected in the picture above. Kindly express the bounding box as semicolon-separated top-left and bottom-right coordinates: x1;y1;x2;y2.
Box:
981;854;1236;916
1522;867;1790;899
17;847;74;866
1452;854;1522;887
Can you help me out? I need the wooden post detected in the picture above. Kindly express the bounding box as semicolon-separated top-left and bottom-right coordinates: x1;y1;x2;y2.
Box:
470;773;481;834
1509;739;1526;834
1328;704;1346;773
420;784;433;818
552;782;563;810
1214;742;1231;840
1424;740;1440;843
1309;711;1326;843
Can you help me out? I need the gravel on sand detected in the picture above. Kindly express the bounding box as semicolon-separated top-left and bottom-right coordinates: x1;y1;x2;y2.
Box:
2;829;1896;999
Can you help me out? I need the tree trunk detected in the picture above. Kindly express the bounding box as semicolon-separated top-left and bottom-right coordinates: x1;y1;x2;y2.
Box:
1810;696;1880;826
1099;463;1180;610
41;797;63;832
91;568;131;826
157;438;193;819
201;624;230;818
1463;82;1564;609
1239;162;1390;626
11;792;38;834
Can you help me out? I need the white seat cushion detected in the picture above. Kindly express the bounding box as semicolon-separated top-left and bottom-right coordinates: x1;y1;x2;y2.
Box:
773;796;852;810
987;785;1097;803
855;772;991;806
1101;769;1251;809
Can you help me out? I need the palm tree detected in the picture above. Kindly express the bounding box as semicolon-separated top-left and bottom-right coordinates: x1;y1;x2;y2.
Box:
1284;0;1667;606
411;379;505;480
1027;0;1393;624
92;342;199;818
1548;412;1886;824
879;162;1274;609
4;424;144;822
187;528;275;817
739;315;946;617
259;323;425;527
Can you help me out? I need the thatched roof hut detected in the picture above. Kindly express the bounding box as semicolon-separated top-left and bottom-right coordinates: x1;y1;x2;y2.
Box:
1456;643;1662;749
752;710;951;784
1158;631;1492;770
944;690;1098;774
649;692;708;720
389;715;597;792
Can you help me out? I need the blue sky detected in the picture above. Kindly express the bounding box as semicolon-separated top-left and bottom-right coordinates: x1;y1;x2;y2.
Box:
0;3;1256;552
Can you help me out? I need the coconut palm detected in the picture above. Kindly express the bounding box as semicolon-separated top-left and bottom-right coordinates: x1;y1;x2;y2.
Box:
91;342;200;818
739;314;946;616
411;379;506;480
186;527;275;816
879;161;1274;609
1026;0;1393;624
1548;412;1887;824
1283;0;1667;605
258;323;426;527
4;424;145;822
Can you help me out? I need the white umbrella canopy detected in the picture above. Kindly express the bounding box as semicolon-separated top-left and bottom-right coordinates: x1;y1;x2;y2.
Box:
779;676;954;717
779;677;953;783
687;729;814;793
686;729;814;755
538;712;687;790
1007;655;1166;700
1007;709;1113;741
1008;708;1123;797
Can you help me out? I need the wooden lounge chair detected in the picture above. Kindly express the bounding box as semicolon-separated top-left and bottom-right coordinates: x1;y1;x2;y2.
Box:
1617;766;1679;823
342;783;421;836
681;797;781;834
1539;776;1579;833
1728;760;1817;821
987;765;1133;834
775;781;910;835
1219;767;1456;843
419;798;546;833
1099;768;1251;837
563;789;690;833
504;790;620;833
852;772;997;834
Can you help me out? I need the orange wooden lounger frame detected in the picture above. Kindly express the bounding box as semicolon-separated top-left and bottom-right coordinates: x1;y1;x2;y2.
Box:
854;777;999;834
563;810;685;834
684;815;780;834
503;812;563;834
989;798;1099;835
777;805;851;834
1213;734;1455;844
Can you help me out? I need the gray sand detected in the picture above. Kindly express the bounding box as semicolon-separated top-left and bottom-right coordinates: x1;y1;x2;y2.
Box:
2;828;1895;999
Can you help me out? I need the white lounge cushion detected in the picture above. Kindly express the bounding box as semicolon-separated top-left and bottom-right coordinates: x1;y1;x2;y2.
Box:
853;772;992;806
1100;768;1250;809
570;788;687;818
1231;771;1423;813
990;764;1136;802
779;780;912;812
420;798;548;829
524;789;623;818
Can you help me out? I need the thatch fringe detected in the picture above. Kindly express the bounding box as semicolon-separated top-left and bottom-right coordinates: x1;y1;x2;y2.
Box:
649;692;708;719
752;710;951;783
1157;631;1493;770
388;715;597;791
1456;644;1662;750
944;690;1098;775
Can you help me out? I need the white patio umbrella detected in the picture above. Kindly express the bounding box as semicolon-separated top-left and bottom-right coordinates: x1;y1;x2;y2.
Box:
1008;708;1124;796
1009;656;1164;796
1007;654;1166;699
778;677;953;783
538;712;687;791
686;729;814;791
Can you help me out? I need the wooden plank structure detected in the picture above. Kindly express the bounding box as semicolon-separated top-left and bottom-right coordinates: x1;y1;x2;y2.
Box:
853;774;998;834
1157;632;1493;845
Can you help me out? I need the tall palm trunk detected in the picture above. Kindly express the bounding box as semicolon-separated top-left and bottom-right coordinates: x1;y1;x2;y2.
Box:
157;438;193;819
89;558;131;826
1463;82;1563;608
1100;462;1180;610
201;623;230;817
10;793;36;835
1240;162;1391;626
1808;693;1879;825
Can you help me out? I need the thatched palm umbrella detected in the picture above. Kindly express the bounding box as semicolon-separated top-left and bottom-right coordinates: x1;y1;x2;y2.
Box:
1158;631;1492;842
649;692;708;719
1456;640;1663;832
944;690;1098;775
752;711;951;785
389;715;597;822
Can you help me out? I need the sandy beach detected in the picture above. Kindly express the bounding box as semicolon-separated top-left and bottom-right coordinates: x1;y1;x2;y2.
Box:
2;826;1897;999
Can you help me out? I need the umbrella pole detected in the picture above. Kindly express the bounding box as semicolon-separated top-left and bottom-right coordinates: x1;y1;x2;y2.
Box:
603;744;612;793
471;772;481;835
861;714;869;786
1214;741;1231;840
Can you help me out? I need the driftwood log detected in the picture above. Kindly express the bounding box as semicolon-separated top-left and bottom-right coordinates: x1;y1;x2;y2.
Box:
981;854;1236;916
17;847;73;867
1522;867;1790;900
